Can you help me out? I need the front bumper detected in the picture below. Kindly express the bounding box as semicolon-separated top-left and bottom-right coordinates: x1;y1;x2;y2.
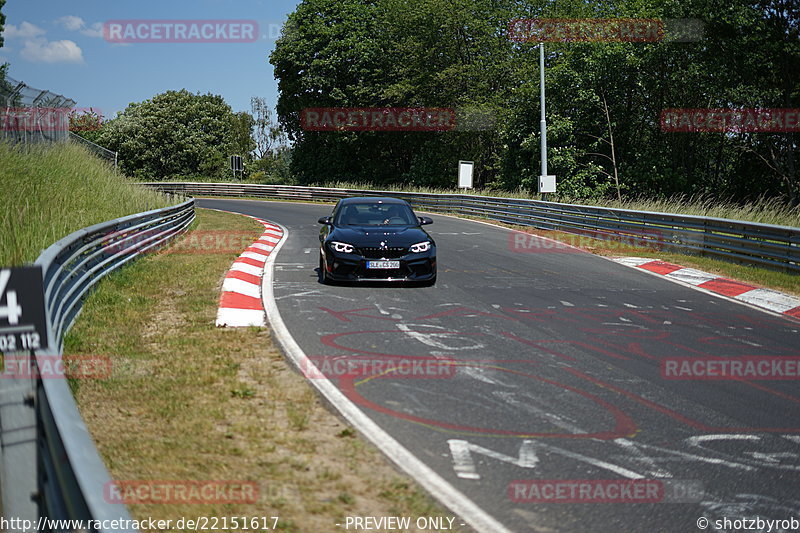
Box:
322;249;436;282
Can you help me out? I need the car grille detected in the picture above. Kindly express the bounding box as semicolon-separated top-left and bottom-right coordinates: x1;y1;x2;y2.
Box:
358;247;407;259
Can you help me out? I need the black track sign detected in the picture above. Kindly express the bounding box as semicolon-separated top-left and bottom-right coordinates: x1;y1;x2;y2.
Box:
0;266;49;353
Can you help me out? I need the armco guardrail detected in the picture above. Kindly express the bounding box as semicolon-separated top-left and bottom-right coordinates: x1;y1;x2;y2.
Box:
141;182;799;272
0;198;194;531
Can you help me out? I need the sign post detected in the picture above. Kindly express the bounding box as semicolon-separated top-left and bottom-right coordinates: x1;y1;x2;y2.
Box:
229;155;244;180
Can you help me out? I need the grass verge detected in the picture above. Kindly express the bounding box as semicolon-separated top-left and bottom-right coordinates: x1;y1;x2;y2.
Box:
64;208;465;533
0;142;172;265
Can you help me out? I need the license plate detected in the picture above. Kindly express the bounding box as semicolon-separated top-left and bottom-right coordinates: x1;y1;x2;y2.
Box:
366;260;400;269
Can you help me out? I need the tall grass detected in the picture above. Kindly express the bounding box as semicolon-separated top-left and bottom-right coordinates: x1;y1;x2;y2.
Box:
316;180;800;228
0;142;173;265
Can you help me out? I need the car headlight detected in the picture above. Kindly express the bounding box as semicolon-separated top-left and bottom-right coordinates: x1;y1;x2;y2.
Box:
410;241;431;253
330;241;355;253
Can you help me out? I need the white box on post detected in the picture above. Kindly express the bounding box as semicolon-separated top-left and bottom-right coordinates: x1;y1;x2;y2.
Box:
539;175;556;193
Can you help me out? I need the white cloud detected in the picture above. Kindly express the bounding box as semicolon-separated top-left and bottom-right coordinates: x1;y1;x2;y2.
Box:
3;22;46;40
21;38;84;64
56;15;84;32
81;22;104;38
2;19;87;64
55;16;104;38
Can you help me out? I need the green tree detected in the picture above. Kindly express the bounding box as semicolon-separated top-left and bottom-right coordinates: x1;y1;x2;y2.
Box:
1;0;7;79
272;0;799;203
0;0;6;50
95;90;254;180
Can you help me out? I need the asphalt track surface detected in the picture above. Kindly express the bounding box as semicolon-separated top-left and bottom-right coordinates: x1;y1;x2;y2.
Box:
200;198;800;533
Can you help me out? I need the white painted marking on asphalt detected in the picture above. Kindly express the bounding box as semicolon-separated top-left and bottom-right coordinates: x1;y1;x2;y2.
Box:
560;301;574;307
274;290;323;300
674;306;693;311
494;391;586;434
536;442;644;479
374;302;392;316
397;323;485;351
613;438;672;478
447;439;539;480
623;303;639;308
736;338;762;347
447;440;481;479
459;365;512;387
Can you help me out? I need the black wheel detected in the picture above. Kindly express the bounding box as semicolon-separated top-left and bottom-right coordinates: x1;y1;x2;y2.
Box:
319;253;329;284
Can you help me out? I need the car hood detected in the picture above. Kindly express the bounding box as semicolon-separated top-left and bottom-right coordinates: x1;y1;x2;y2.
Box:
330;226;433;247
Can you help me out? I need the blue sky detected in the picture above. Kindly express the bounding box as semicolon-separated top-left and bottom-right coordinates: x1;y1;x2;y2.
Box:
1;0;300;118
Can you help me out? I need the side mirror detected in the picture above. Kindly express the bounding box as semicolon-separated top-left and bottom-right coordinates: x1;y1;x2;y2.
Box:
419;216;433;225
318;216;332;225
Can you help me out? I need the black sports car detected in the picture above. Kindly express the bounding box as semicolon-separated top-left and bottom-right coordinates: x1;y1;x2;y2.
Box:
318;197;436;284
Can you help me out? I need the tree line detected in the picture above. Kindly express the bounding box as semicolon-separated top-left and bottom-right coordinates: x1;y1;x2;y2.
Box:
270;0;799;204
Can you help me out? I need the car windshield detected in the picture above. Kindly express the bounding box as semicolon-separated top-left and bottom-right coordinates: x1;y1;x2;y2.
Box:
334;202;417;226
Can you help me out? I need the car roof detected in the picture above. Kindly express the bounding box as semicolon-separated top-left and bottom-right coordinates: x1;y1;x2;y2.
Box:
337;196;409;206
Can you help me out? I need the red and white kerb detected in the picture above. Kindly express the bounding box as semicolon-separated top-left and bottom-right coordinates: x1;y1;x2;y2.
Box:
613;257;800;319
216;216;283;327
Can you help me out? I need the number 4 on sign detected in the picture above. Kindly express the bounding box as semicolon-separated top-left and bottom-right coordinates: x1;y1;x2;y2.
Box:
0;270;23;325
